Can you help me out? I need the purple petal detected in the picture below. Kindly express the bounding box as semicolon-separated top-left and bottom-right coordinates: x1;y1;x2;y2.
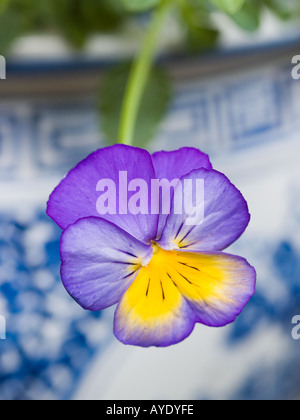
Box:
47;145;158;244
158;169;250;252
169;251;256;327
152;147;212;180
113;246;255;347
113;265;196;347
152;148;212;239
60;217;152;311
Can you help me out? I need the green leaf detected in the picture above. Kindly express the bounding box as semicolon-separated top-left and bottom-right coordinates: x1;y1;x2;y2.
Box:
178;0;219;52
100;62;171;148
263;0;296;21
0;0;9;14
0;6;23;53
211;0;245;14
121;0;161;12
186;26;219;52
229;0;261;32
38;0;125;49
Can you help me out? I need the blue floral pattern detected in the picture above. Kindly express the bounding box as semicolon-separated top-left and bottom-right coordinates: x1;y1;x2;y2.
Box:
0;56;300;399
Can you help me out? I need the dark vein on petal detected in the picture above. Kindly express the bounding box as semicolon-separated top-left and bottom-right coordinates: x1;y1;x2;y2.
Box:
174;222;185;240
179;262;200;271
160;280;165;301
116;249;138;259
123;270;138;280
176;270;202;288
179;242;199;249
167;273;178;289
179;262;219;282
114;261;137;266
177;225;197;245
146;278;150;296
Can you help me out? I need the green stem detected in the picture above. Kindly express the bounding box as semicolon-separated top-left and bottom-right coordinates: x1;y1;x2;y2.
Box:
119;0;171;146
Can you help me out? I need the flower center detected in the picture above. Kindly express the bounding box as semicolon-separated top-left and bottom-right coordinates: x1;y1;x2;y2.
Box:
141;241;165;267
141;241;181;269
151;242;160;254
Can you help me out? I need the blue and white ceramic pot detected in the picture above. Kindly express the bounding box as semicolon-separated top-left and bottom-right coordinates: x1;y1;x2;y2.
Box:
1;42;300;400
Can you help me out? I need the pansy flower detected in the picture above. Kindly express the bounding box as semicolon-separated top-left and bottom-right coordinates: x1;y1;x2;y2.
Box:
47;145;256;347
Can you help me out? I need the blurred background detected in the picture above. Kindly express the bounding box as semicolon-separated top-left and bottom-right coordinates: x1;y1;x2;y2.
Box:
0;0;300;400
